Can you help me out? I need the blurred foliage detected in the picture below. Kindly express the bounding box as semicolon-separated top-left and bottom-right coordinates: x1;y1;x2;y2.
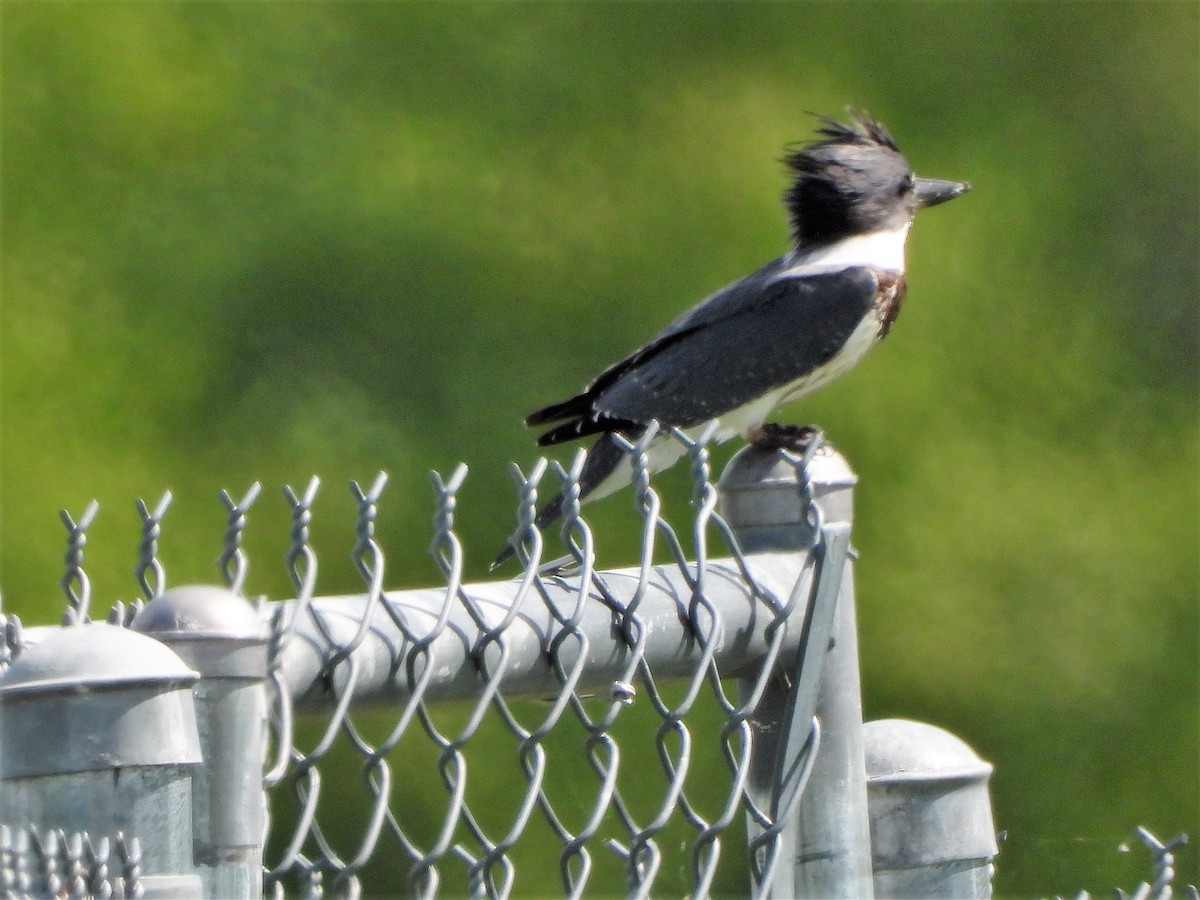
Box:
2;1;1197;896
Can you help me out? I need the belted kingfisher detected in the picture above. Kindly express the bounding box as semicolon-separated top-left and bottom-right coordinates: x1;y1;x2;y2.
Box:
495;113;968;567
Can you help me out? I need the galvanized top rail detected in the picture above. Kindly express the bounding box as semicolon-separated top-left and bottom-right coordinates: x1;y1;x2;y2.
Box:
271;552;808;710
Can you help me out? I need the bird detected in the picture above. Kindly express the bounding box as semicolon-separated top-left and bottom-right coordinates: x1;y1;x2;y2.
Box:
493;112;969;568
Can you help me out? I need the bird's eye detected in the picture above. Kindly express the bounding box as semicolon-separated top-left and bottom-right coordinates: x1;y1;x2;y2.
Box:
898;174;914;196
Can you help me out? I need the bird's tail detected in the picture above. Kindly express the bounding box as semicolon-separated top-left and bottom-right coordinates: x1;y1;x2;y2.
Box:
490;433;631;570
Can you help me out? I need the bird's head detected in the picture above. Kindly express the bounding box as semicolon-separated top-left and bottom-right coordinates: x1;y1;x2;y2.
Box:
783;112;970;249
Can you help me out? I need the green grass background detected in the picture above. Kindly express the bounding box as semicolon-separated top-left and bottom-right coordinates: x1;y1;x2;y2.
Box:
2;2;1197;895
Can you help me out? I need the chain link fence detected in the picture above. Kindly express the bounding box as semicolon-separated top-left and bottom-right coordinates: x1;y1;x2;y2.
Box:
251;431;868;898
0;430;1190;898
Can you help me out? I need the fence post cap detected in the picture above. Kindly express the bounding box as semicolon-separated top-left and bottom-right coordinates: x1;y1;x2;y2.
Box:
132;584;267;678
132;584;265;640
0;623;201;777
864;718;993;784
0;622;198;696
864;718;998;884
717;440;856;550
719;441;856;492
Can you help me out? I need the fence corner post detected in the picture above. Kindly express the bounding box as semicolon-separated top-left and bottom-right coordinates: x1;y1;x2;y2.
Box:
0;622;204;896
134;584;269;899
719;440;874;899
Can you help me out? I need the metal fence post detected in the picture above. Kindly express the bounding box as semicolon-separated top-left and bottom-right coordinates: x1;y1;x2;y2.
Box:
720;441;874;899
864;719;997;898
0;622;204;897
133;584;269;899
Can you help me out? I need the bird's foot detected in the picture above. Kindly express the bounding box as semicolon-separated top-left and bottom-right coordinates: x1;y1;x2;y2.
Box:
747;423;823;452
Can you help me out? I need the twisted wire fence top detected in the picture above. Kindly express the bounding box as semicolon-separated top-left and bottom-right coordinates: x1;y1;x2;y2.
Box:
59;500;99;625
134;492;172;603
219;482;262;597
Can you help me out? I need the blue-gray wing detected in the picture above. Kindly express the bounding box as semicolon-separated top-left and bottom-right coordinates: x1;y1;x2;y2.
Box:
528;264;889;445
591;265;885;427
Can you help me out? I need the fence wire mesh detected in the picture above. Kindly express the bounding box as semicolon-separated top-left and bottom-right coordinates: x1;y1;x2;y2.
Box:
253;428;834;898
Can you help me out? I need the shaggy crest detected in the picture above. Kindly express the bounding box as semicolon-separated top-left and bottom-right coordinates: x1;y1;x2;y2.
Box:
783;111;902;178
810;112;898;152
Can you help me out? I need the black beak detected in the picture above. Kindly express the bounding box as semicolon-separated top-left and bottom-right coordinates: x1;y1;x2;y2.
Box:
914;176;971;209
